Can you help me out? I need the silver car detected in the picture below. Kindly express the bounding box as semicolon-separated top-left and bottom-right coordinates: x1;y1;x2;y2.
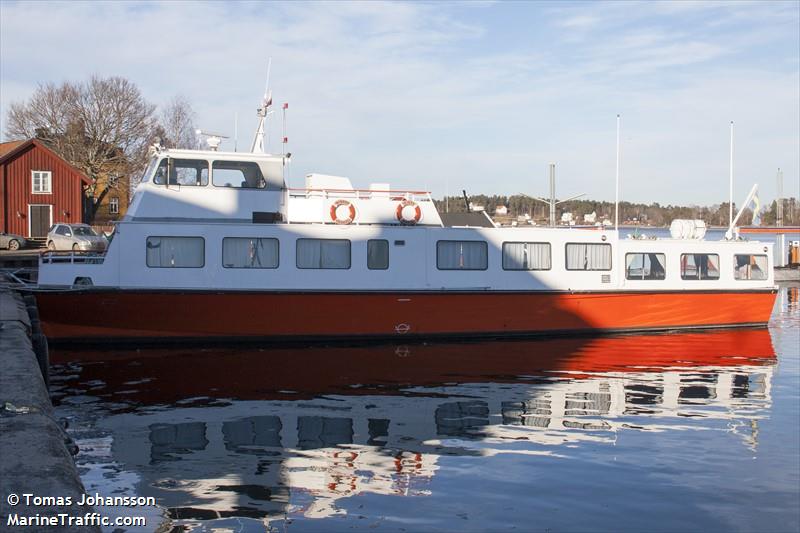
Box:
47;224;107;252
0;232;27;251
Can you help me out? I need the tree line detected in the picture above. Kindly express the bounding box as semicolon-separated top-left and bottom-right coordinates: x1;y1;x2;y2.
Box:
5;76;198;222
435;194;800;227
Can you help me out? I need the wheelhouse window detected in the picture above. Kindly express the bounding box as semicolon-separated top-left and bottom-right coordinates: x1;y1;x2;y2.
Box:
153;159;209;186
146;237;204;268
223;238;279;269
502;242;551;270
566;243;612;271
437;241;488;270
367;239;389;270
680;253;720;280
109;197;120;214
734;254;768;280
625;253;666;280
212;161;266;189
31;171;52;193
296;239;350;269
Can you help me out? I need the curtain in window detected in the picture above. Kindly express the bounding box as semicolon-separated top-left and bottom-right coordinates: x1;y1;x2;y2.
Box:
567;244;611;270
146;237;204;267
297;239;350;269
503;243;526;270
223;238;279;268
437;241;487;270
321;240;350;268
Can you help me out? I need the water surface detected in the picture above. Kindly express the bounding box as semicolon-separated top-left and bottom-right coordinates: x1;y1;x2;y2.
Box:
51;284;800;532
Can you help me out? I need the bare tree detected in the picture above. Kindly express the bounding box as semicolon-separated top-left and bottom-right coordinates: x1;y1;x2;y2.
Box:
5;76;156;221
159;95;198;150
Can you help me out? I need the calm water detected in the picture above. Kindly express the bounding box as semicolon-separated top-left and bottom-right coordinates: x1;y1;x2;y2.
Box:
51;284;800;533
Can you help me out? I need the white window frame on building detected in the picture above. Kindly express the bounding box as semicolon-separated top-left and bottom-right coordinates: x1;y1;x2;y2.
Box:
109;197;120;214
31;170;52;194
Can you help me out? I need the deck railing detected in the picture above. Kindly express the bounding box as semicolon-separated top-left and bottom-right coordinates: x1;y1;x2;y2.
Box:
40;251;105;265
287;188;434;203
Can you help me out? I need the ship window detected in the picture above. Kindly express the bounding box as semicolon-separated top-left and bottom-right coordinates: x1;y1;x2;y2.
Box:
223;238;279;269
566;243;612;271
437;241;488;270
146;237;204;268
734;254;768;280
502;242;551;270
212;161;266;189
296;239;350;269
153;159;209;186
625;253;666;280
368;239;389;270
680;253;720;280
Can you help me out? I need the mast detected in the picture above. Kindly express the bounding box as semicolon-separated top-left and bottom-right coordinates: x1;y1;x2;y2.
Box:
615;115;620;231
729;121;734;229
251;58;273;154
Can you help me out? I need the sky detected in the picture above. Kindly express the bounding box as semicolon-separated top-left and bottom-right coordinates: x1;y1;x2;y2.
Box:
1;0;798;206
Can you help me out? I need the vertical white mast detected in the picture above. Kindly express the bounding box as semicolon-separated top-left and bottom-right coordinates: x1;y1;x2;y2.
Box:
251;58;272;154
615;114;620;231
729;121;734;228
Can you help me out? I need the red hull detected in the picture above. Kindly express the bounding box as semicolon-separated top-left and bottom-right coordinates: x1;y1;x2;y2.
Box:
35;289;777;342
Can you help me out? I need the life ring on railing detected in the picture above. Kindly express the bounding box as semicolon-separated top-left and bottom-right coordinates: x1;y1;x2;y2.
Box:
330;199;356;224
396;200;421;225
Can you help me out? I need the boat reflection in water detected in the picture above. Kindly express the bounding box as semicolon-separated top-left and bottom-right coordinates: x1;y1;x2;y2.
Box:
51;328;776;528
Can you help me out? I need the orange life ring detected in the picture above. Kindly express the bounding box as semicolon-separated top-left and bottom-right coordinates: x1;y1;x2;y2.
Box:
396;200;421;225
330;199;356;224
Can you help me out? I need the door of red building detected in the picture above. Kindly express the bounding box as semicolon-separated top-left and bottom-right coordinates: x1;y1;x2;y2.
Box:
29;205;52;237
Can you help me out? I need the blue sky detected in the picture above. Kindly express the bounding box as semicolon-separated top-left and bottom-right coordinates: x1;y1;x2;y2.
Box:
1;0;798;205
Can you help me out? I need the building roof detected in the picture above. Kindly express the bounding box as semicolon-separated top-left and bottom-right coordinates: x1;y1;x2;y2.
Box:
440;211;497;228
0;138;92;185
0;140;25;158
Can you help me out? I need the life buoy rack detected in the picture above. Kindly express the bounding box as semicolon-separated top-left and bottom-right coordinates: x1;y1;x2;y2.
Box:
396;200;422;225
330;199;356;224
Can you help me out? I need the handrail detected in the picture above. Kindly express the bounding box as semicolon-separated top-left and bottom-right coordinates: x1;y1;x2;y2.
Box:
40;251;105;265
287;187;431;195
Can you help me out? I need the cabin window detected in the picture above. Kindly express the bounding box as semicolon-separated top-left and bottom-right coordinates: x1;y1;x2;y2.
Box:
734;254;768;280
625;253;666;280
566;243;612;271
367;239;389;270
223;238;279;269
153;159;209;186
212;161;266;189
437;241;488;270
146;237;204;268
109;197;120;215
296;239;351;269
680;253;720;280
31;171;52;193
502;242;551;270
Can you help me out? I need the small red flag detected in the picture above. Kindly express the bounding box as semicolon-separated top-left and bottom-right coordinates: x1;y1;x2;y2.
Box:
282;103;288;109
283;136;288;143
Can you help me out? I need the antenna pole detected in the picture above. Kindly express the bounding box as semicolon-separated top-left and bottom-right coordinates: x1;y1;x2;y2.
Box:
729;121;734;228
234;112;238;152
549;163;556;228
777;167;783;227
615;114;620;231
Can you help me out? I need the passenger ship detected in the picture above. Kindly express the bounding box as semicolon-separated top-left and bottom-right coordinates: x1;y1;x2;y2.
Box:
35;117;777;342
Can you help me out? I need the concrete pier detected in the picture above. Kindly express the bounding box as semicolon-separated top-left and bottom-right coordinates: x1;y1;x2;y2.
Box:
0;288;99;532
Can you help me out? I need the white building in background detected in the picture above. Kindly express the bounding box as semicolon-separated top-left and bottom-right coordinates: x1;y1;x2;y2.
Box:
561;212;574;224
584;211;597;224
469;202;485;212
495;205;508;216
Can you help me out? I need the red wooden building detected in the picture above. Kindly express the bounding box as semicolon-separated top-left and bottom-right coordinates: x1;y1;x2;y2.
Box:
0;139;91;238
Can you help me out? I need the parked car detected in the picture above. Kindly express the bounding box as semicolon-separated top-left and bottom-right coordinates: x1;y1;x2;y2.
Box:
46;224;107;252
0;232;27;251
